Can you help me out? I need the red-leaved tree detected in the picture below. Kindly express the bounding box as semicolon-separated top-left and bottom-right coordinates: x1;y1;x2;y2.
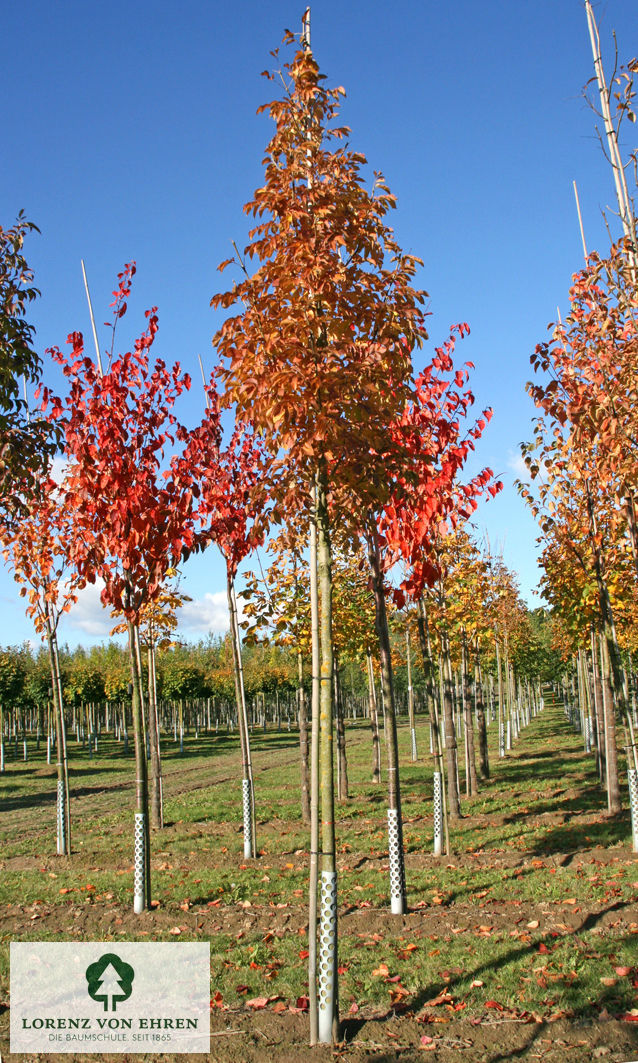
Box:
43;264;201;911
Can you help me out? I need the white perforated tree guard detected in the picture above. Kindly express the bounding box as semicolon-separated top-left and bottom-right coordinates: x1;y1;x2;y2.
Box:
387;808;406;914
134;812;146;914
318;870;338;1043
411;727;418;761
433;772;443;857
628;769;638;854
56;780;65;856
242;777;253;859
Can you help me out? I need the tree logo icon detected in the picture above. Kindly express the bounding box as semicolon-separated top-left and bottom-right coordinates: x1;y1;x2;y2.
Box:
85;953;135;1012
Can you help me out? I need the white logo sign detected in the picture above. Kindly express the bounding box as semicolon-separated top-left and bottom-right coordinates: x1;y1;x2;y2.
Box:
11;942;210;1054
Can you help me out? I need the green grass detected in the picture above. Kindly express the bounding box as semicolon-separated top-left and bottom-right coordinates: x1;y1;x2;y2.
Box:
1;689;637;1028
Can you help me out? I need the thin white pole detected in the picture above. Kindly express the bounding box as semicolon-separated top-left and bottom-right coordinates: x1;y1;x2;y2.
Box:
80;260;104;377
573;180;588;262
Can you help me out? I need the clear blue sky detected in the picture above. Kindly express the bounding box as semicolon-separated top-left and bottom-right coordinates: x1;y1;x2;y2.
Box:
2;0;636;648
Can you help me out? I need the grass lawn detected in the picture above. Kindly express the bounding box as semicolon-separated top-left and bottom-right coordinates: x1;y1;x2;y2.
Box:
0;688;637;1061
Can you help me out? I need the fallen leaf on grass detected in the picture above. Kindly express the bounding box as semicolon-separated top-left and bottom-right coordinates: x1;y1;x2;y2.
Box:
614;966;631;977
424;991;453;1007
272;1000;287;1014
470;979;484;988
245;996;268;1010
485;1000;504;1011
389;985;410;1005
599;977;617;987
169;927;182;935
526;920;539;929
372;963;390;978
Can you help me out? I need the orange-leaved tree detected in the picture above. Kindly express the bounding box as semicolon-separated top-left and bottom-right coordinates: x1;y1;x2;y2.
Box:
0;471;82;854
211;29;428;1043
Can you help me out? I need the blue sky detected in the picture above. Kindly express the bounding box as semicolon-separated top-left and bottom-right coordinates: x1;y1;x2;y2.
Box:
2;0;637;648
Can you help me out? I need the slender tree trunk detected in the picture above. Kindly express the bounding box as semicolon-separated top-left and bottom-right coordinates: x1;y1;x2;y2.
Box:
227;570;256;859
316;472;339;1044
366;523;407;914
417;598;449;854
366;649;381;784
406;629;417;761
308;486;320;1045
334;656;349;801
496;639;505;755
600;634;621;815
441;636;461;819
462;634;478;796
127;610;150;913
297;647;310;825
586;485;633;765
591;629;606;785
45;607;71;857
474;640;489;779
146;636;163;829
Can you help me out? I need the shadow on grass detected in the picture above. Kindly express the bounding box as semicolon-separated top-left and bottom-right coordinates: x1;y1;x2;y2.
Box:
531;812;632;854
406;900;638;1024
0;772;140;814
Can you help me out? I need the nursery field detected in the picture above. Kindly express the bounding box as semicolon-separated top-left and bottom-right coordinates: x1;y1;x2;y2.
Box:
0;692;637;1063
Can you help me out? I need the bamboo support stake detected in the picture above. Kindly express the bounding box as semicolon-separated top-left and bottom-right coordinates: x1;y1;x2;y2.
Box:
308;483;320;1045
406;629;417;761
81;260;104;377
584;0;636;254
573;180;588;261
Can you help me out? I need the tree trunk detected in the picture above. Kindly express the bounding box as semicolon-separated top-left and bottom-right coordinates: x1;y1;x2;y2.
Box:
127;612;151;913
334;656;349;801
366;650;381;784
417;598;449;854
441;637;461;820
599;634;621;815
146;636;163;829
591;630;606;785
366;523;407;914
406;629;417;761
46;607;71;857
308;485;320;1045
297;647;311;825
586;484;632;762
227;570;256;859
474;641;489;779
316;471;339;1044
462;634;478;796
